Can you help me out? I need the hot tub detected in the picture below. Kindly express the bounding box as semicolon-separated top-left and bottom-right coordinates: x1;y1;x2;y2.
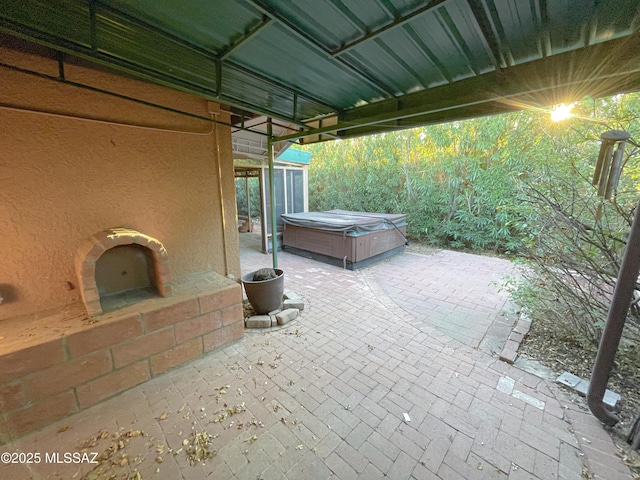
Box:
281;210;407;269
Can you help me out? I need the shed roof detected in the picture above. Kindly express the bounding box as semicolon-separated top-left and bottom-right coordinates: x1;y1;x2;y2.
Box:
1;0;639;143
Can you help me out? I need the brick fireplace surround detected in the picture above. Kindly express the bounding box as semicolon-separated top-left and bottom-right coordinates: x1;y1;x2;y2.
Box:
74;228;174;316
0;229;244;440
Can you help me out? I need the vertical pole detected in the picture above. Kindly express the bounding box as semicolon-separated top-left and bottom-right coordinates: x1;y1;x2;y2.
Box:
588;198;640;426
245;174;251;232
267;119;278;268
259;169;268;254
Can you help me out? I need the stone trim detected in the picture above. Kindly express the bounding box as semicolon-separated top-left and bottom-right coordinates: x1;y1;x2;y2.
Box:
74;228;172;316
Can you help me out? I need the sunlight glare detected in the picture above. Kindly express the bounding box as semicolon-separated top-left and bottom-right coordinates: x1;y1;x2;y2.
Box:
550;103;575;122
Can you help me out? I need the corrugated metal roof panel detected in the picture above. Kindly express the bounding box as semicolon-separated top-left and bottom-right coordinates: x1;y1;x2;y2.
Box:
221;64;297;119
107;0;262;53
257;0;367;51
95;6;219;91
491;0;541;64
592;0;640;41
397;11;478;81
227;23;382;107
2;0;92;47
1;0;638;142
439;0;497;72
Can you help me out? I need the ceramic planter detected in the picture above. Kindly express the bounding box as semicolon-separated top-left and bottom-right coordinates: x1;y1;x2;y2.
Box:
241;268;284;314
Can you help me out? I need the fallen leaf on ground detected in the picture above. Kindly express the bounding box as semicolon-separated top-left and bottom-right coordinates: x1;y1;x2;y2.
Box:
186;431;217;465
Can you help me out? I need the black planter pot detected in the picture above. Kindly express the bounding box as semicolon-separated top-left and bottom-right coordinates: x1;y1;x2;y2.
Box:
241;269;284;314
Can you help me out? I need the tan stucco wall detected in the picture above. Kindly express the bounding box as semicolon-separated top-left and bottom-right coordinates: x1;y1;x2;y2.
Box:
0;44;240;321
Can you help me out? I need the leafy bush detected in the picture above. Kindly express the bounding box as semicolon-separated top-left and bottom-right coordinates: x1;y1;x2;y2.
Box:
235;177;261;218
507;95;640;346
305;111;545;253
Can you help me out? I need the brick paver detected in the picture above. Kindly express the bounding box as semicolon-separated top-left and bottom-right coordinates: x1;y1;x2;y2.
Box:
0;235;632;479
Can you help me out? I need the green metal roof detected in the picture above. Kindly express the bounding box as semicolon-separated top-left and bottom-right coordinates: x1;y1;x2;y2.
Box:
2;0;640;143
277;148;311;165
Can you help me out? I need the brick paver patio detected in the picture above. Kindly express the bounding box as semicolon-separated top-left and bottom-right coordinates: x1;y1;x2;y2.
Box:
0;235;632;479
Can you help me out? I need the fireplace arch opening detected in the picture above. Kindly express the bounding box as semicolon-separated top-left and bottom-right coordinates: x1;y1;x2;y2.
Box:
75;228;172;316
95;243;157;312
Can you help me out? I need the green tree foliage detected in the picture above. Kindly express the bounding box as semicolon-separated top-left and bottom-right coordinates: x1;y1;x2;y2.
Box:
509;94;640;346
304;110;553;252
235;176;261;218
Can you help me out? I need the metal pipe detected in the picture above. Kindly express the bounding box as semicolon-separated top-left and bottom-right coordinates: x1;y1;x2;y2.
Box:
245;174;251;232
587;198;640;426
267;118;278;268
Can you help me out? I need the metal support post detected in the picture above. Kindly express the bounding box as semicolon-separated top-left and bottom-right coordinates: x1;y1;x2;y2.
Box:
267;119;278;268
588;198;640;426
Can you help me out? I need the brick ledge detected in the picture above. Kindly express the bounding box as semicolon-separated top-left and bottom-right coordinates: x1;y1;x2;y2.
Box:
0;272;244;440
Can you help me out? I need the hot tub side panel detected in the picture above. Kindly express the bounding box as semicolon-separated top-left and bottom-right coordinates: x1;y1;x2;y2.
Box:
283;224;406;268
353;225;407;262
283;226;355;261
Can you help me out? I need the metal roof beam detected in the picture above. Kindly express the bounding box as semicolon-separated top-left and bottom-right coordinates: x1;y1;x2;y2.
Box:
327;0;368;32
277;34;640;142
245;0;397;97
331;0;451;57
219;16;271;60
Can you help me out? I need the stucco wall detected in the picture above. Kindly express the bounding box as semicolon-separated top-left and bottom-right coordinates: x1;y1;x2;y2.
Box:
0;44;240;321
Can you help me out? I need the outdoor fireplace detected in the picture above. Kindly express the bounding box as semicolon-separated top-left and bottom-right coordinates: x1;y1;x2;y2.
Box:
1;41;245;438
75;228;172;316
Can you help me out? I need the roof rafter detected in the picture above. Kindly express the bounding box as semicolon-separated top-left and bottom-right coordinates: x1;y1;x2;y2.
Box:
327;0;368;32
331;0;451;57
246;0;397;97
219;16;271;60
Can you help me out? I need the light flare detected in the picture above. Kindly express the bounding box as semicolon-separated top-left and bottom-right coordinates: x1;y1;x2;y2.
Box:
550;103;575;122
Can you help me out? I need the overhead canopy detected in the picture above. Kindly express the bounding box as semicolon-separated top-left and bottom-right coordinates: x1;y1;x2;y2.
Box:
1;0;640;143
